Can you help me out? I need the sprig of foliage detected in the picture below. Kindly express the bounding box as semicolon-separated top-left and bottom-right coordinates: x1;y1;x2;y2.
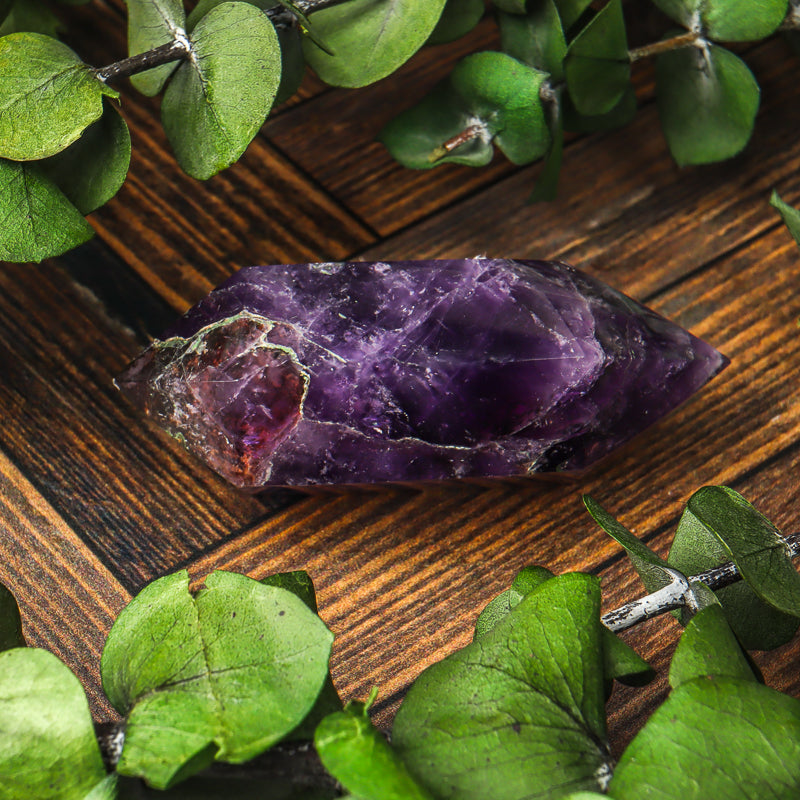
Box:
0;0;446;263
2;0;799;263
382;0;797;198
2;485;800;798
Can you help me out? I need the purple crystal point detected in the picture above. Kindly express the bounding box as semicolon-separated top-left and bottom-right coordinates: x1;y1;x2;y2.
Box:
116;259;728;487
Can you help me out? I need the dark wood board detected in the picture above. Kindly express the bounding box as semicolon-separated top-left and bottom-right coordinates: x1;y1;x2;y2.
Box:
2;0;800;784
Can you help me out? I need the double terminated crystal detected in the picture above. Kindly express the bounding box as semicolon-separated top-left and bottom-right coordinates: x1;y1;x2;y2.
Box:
117;259;727;488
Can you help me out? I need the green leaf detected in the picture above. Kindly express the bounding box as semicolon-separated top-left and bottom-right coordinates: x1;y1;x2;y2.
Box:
651;0;787;41
101;570;334;789
553;0;592;30
427;0;484;46
656;43;759;167
529;85;563;202
126;0;186;96
261;570;319;612
0;0;12;25
688;487;800;617
498;0;566;79
561;83;636;133
603;631;654;688
186;0;305;105
475;564;652;688
381;51;550;169
474;565;554;639
0;582;24;651
0;158;94;262
493;0;527;12
0;0;61;37
302;0;447;88
39;101;130;215
260;572;343;741
771;190;800;247
393;573;612;800
669;605;756;689
379;81;495;169
583;495;675;594
0;33;117;160
0;648;108;799
669;486;800;649
610;677;800;799
563;0;630;116
161;2;281;181
316;701;436;800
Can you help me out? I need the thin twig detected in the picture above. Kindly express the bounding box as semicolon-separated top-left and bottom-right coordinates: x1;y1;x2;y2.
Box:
603;532;800;632
95;39;190;83
629;31;702;62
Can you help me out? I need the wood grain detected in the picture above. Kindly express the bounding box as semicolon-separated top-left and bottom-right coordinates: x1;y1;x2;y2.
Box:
0;261;266;589
1;0;800;780
0;450;129;720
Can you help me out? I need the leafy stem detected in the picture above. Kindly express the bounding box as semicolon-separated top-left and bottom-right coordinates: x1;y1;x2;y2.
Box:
628;30;703;63
95;38;190;83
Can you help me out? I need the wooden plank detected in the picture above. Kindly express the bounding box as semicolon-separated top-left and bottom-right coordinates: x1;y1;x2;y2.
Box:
56;1;375;313
0;262;267;589
356;38;800;302
265;19;514;237
185;218;800;730
602;439;800;755
0;450;130;721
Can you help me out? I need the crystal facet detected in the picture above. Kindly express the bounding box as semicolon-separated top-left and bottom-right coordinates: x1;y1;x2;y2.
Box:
117;259;728;487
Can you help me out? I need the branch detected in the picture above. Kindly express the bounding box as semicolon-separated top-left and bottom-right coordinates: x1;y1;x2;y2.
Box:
95;39;190;83
603;532;800;632
628;31;702;63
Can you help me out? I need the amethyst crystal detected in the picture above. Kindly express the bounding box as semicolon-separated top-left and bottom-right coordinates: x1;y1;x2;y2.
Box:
117;259;727;487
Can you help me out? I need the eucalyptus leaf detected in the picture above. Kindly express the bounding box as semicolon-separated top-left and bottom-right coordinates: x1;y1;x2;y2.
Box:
126;0;186;96
0;582;24;651
656;43;759;167
0;158;94;262
0;33;117;160
427;0;484;46
40;101;131;215
687;486;800;617
669;604;755;689
610;677;800;799
529;85;563;202
187;0;305;104
669;487;800;650
561;83;636;133
0;648;108;800
260;572;343;741
553;0;592;30
0;0;61;37
498;0;566;79
771;190;800;246
381;51;550;169
316;701;435;800
583;495;674;594
563;0;630;116
393;573;612;800
379;82;494;169
475;564;651;688
161;2;281;180
449;51;551;164
473;565;554;639
302;0;447;88
651;0;787;41
492;0;527;13
101;570;334;789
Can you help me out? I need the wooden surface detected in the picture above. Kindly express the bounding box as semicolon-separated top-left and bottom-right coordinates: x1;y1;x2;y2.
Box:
3;0;800;762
